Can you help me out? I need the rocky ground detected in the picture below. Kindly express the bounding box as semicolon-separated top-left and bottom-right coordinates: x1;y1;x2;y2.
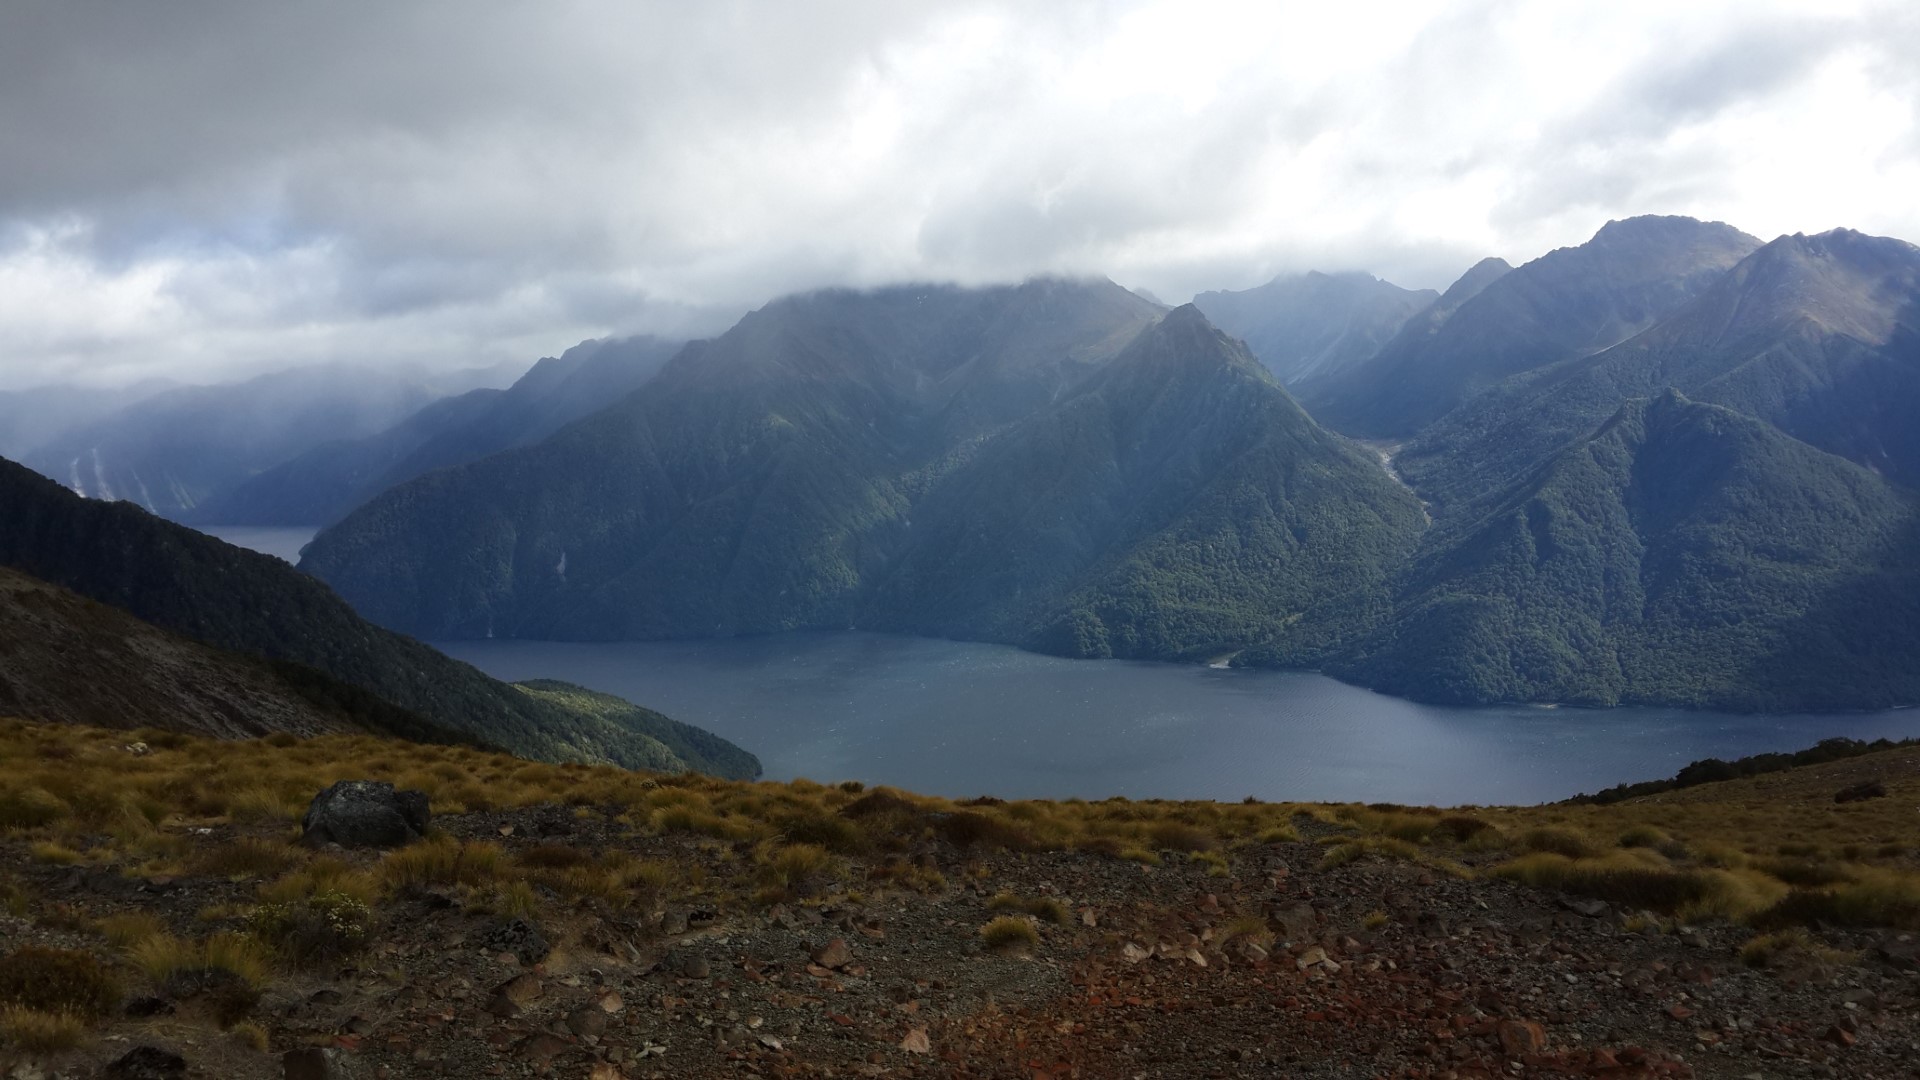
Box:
4;806;1916;1080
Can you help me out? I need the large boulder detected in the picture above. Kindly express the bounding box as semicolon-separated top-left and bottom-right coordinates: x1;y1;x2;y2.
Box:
299;780;430;848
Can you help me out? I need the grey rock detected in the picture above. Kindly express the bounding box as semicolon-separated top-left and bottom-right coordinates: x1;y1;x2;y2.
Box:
299;780;429;849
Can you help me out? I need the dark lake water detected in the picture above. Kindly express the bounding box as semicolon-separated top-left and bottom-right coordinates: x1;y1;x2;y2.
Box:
436;633;1920;807
194;524;1920;806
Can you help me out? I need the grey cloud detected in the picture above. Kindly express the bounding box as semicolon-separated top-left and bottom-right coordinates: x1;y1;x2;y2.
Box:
0;1;1914;389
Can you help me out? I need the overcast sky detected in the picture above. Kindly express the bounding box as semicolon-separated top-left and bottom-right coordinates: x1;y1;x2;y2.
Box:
1;0;1914;389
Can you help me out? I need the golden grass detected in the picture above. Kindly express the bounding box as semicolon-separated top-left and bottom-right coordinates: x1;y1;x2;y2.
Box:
980;915;1040;953
0;1006;88;1052
130;931;271;988
230;1019;270;1052
96;912;166;949
985;892;1071;924
28;840;82;865
1;717;1916;936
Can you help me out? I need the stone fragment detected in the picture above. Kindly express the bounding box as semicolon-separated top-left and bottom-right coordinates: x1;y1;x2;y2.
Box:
299;780;430;848
899;1027;931;1054
811;937;853;970
1496;1020;1546;1054
567;1005;609;1038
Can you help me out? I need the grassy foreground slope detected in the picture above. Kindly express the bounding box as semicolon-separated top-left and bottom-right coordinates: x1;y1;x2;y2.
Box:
2;716;1916;1076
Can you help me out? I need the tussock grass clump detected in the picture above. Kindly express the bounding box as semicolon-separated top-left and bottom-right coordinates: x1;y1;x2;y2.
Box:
28;840;82;865
1740;927;1858;970
1492;853;1781;920
1216;914;1274;949
754;843;839;903
980;915;1040;954
1753;872;1920;931
0;1007;89;1052
258;857;378;908
1254;824;1300;844
230;1019;270;1052
1147;821;1217;853
0;784;69;829
191;838;301;880
379;837;504;890
774;809;868;854
1432;815;1496;843
96;912;166;949
0;946;122;1018
1750;856;1854;889
223;785;306;824
1320;836;1423;869
1617;824;1670;849
936;811;1033;851
985;892;1070;924
1516;827;1599;860
514;843;593;871
130;931;271;989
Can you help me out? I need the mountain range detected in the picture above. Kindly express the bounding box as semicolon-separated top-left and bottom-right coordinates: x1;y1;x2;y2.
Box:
299;282;1427;663
12;213;1916;715
283;218;1920;713
1309;216;1762;436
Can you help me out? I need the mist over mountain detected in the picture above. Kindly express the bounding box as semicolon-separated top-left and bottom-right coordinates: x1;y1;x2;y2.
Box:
20;367;454;521
301;282;1426;660
1311;217;1761;437
0;380;179;460
193;335;683;526
1190;271;1437;389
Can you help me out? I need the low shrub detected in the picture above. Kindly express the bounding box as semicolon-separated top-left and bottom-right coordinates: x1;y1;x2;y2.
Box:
248;890;374;967
0;785;68;829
